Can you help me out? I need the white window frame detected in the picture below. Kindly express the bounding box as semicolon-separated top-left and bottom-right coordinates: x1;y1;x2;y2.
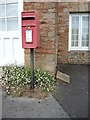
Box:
69;13;90;51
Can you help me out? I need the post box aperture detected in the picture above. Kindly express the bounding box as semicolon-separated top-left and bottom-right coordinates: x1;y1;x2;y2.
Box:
21;11;40;48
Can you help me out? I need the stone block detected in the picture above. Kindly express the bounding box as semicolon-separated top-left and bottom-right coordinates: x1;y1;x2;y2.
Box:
56;71;70;83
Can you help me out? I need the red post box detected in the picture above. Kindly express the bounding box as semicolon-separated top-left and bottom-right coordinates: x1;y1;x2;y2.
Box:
21;11;40;48
21;11;40;89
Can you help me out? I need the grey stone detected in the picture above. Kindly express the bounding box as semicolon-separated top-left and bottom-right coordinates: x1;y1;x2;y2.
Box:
56;71;70;83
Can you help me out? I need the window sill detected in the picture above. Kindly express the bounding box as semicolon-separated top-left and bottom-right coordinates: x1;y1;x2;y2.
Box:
69;48;90;51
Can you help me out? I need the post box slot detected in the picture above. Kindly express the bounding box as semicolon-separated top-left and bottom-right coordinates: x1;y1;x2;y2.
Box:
22;25;36;27
22;17;35;20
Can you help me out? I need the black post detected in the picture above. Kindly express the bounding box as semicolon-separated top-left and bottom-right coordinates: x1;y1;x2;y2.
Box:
30;48;34;89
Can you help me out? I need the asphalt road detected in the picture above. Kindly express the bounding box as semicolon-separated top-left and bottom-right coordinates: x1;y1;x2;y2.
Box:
53;64;88;118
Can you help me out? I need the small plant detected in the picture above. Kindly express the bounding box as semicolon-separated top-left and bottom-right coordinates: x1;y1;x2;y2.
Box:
34;68;55;92
1;66;55;96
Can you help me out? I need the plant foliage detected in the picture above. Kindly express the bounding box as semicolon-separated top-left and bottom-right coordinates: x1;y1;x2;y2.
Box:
1;66;55;96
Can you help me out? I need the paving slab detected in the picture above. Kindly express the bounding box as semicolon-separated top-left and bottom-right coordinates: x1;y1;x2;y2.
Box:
2;94;70;118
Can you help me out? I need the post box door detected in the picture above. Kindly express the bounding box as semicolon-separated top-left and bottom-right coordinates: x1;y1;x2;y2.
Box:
22;25;37;48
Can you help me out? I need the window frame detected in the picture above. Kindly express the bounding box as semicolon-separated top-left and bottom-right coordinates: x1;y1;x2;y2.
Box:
69;13;90;51
0;0;23;32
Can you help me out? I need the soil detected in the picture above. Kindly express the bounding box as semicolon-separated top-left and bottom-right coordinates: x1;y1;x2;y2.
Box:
2;86;51;99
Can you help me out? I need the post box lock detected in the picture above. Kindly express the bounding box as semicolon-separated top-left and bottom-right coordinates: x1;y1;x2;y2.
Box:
28;26;30;28
21;11;40;48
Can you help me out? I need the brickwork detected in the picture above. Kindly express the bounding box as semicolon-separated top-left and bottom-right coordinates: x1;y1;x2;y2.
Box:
24;0;89;2
57;2;89;64
23;2;89;76
23;2;57;75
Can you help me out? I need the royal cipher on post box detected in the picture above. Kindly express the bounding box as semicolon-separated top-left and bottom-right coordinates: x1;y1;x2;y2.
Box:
21;11;40;48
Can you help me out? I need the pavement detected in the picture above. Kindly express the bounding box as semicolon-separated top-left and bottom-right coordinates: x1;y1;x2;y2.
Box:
53;64;88;118
2;94;70;118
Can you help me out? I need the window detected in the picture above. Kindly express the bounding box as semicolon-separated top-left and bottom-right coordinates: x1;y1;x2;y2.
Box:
0;0;18;31
69;14;89;51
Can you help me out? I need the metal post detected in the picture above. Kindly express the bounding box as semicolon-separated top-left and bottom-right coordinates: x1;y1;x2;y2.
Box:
30;48;34;89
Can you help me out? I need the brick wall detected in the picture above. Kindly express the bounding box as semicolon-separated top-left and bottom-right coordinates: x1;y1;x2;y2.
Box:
23;2;57;75
57;2;89;64
23;2;89;76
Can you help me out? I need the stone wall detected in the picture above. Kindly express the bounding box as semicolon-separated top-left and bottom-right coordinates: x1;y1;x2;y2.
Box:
57;2;89;64
68;51;89;64
23;2;57;75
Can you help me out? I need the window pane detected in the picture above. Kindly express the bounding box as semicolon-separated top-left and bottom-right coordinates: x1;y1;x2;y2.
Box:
71;41;74;46
0;0;6;4
6;0;18;4
82;29;88;35
72;16;79;28
7;18;18;31
82;40;89;47
6;3;18;17
71;16;79;47
72;29;79;34
86;41;89;46
82;41;85;46
0;5;5;17
72;35;78;40
82;16;89;47
72;35;75;40
74;41;78;46
75;35;78;40
0;19;6;31
82;16;88;29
